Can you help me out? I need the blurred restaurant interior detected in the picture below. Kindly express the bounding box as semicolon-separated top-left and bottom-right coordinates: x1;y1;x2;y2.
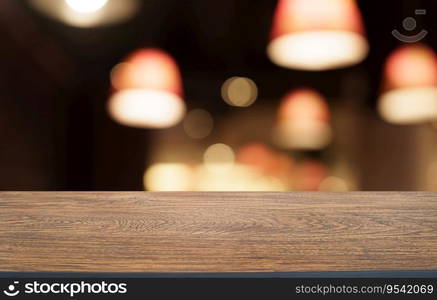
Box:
0;0;436;191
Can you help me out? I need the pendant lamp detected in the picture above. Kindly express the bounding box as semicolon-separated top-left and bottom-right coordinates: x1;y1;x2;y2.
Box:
273;89;332;150
108;49;186;128
268;0;368;71
378;44;437;124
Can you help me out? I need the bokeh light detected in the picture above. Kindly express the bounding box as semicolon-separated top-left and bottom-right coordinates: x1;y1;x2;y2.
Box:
108;49;186;128
65;0;108;14
268;0;368;70
195;164;286;191
144;163;193;191
236;143;277;172
273;89;332;150
183;109;214;139
108;89;185;128
30;0;139;28
111;49;183;95
378;44;437;124
203;143;235;173
221;77;258;107
144;162;287;191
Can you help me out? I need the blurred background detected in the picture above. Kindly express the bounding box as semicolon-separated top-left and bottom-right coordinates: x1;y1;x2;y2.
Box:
0;0;436;191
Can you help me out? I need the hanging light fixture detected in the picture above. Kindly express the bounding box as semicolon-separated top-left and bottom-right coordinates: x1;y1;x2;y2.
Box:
29;0;139;28
108;49;186;128
378;44;437;125
273;89;332;150
267;0;368;71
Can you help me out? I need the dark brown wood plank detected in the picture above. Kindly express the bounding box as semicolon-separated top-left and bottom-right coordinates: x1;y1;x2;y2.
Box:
0;192;436;273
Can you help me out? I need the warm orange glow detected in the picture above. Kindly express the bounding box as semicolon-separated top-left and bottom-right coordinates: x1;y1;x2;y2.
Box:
236;143;276;172
378;44;437;124
111;49;183;95
195;164;286;191
278;89;330;122
144;161;287;191
296;160;328;191
268;0;368;70
384;45;437;90
237;143;295;186
271;0;364;38
144;163;193;191
108;49;186;128
273;89;332;150
203;143;235;173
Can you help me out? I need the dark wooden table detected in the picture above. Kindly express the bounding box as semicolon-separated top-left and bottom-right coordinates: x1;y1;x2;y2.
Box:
0;192;436;273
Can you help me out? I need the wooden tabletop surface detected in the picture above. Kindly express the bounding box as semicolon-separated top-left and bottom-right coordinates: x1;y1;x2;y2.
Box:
0;192;436;273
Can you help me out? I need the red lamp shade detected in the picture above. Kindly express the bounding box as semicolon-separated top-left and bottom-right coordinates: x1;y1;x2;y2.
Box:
378;44;437;124
108;49;186;128
268;0;368;71
273;89;332;150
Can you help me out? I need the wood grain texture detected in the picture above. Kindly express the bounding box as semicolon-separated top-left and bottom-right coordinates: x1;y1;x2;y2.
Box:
0;192;436;273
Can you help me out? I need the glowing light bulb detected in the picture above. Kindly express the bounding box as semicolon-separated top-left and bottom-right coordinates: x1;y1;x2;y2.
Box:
65;0;108;13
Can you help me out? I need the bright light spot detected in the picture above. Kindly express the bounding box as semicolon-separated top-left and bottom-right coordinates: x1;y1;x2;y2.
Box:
144;163;192;191
273;120;332;150
221;77;258;107
30;0;139;28
385;45;437;89
183;109;214;139
108;89;186;128
111;49;182;94
144;162;287;191
378;87;437;124
203;143;235;173
66;0;108;13
274;89;331;150
319;176;349;191
279;89;330;122
267;31;368;71
196;164;286;191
